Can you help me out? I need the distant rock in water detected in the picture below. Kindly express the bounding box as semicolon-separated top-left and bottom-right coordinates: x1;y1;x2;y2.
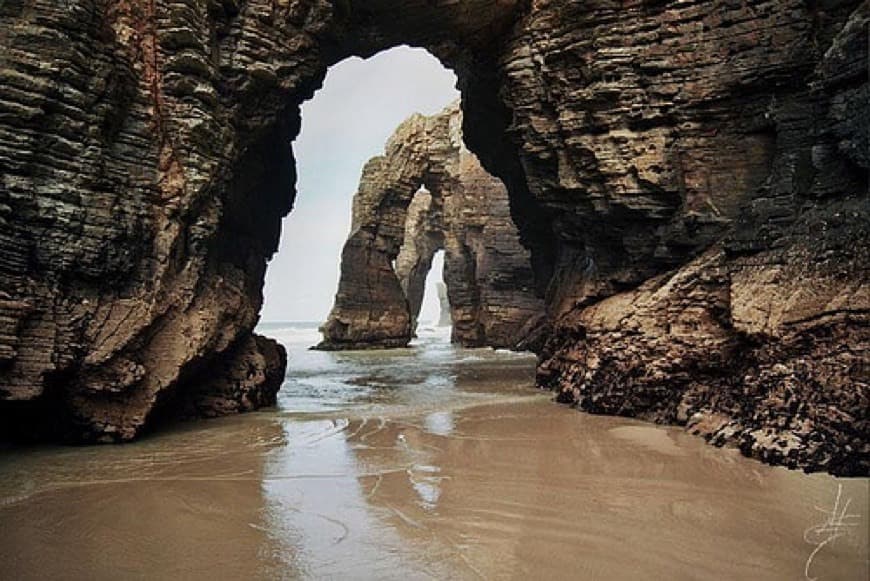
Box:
436;283;451;328
317;103;543;351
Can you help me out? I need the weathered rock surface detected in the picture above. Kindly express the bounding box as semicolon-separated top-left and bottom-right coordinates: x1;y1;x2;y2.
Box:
0;0;866;473
525;0;870;476
319;104;543;350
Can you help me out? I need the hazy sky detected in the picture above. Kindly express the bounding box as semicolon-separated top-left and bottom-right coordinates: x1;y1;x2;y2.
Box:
261;47;459;323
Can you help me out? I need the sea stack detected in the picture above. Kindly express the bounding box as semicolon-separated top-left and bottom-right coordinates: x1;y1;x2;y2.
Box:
436;283;451;328
318;103;543;351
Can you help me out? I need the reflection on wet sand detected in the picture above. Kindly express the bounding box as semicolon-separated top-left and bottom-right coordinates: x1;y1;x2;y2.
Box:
0;416;297;580
1;399;868;580
332;402;868;580
1;325;867;580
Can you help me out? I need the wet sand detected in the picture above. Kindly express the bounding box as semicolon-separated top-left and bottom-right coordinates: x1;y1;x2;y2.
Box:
1;399;867;580
1;326;867;579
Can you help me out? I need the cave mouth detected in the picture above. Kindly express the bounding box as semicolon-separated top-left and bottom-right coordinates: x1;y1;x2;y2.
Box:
257;40;544;355
258;46;459;342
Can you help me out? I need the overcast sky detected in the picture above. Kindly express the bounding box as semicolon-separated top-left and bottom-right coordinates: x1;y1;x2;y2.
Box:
260;47;459;323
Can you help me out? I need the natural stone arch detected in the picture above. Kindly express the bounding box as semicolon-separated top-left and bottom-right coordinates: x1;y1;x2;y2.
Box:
394;187;444;332
316;107;454;349
318;103;543;350
0;1;539;441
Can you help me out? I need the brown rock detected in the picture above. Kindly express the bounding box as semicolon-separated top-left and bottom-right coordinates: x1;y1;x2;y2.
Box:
318;103;544;350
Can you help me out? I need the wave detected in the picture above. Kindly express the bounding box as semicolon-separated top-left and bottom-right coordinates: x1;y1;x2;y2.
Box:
257;320;322;331
257;321;324;346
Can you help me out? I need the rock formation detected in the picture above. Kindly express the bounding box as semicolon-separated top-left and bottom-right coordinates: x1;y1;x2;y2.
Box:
436;283;451;328
318;103;543;350
0;0;865;473
523;1;870;476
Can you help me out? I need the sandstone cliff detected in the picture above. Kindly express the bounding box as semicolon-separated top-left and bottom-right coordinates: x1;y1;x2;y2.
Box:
0;0;866;474
520;1;870;476
319;103;543;350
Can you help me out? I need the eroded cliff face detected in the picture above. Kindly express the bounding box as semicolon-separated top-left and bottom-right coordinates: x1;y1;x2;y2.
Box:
0;0;866;473
319;104;543;350
0;0;530;441
0;0;312;440
521;1;869;475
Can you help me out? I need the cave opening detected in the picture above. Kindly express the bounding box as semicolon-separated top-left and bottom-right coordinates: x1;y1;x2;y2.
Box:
258;46;459;344
257;39;545;355
1;3;559;441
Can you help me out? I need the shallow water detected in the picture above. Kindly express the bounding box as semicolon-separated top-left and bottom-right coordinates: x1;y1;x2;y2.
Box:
1;324;867;580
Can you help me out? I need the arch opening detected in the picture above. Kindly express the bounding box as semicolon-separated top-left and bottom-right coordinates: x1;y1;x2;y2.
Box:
260;47;459;329
0;2;558;442
250;41;545;355
417;250;450;331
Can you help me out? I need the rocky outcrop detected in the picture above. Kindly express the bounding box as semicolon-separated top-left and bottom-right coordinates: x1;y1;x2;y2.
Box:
539;226;869;475
524;1;870;476
319;103;543;350
0;0;866;473
171;334;286;420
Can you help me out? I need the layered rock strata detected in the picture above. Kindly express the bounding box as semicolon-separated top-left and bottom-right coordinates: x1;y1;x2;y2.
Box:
525;1;870;476
0;0;865;474
319;104;543;350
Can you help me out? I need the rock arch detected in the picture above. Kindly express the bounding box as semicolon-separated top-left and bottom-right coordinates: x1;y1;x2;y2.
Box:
0;1;867;473
318;103;543;350
0;0;538;441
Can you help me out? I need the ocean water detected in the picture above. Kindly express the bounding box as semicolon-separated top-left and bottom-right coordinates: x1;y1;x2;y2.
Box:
0;323;867;580
257;321;539;417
